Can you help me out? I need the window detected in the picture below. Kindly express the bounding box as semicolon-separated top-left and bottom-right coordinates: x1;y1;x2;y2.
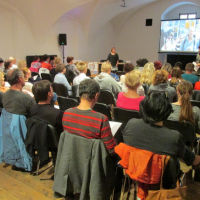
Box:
180;13;196;19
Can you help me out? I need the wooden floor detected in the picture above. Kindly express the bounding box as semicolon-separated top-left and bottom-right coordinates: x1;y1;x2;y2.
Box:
0;162;200;200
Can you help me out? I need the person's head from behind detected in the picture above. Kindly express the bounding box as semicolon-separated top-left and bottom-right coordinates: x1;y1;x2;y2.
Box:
101;61;111;74
4;60;12;70
32;80;53;103
54;57;61;66
140;58;148;67
185;63;194;72
171;67;182;80
9;57;16;64
77;62;87;74
67;56;74;64
141;62;155;85
55;64;66;74
7;69;25;88
21;67;31;81
33;55;40;62
0;57;4;67
136;59;142;67
176;81;195;124
161;63;172;74
152;69;168;86
43;54;50;62
125;70;141;91
174;62;182;69
154;61;162;71
123;63;134;74
139;91;173;125
0;72;5;90
18;60;27;69
79;79;100;106
111;47;116;54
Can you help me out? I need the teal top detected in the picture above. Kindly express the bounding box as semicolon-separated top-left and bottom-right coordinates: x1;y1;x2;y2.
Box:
182;73;199;84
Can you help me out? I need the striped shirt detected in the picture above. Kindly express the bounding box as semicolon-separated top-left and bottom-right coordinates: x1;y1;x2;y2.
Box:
62;107;116;154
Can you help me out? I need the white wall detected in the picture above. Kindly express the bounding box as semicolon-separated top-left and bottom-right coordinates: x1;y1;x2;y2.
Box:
115;1;200;65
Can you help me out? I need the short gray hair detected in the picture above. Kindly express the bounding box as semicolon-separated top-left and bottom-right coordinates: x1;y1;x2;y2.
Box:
7;69;24;86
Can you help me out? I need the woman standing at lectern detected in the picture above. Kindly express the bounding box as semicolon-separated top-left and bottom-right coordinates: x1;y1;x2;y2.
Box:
107;47;119;72
196;46;200;64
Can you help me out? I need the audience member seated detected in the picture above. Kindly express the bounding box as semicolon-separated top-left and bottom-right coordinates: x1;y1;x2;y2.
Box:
54;64;72;96
65;56;79;76
41;54;52;71
62;79;116;154
135;58;142;70
4;60;12;75
73;62;90;85
50;57;61;80
162;63;172;79
123;91;200;178
2;69;36;117
174;61;183;69
154;60;162;71
168;81;200;134
0;57;4;71
30;80;63;135
117;70;145;110
50;55;56;68
9;57;18;69
94;61;121;99
169;67;184;88
194;81;200;90
0;71;9;93
141;62;155;90
29;55;41;73
138;58;148;71
21;67;33;94
149;70;176;103
120;63;144;96
18;60;27;69
182;63;199;84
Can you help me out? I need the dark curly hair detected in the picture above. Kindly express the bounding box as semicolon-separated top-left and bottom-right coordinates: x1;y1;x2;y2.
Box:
139;91;173;124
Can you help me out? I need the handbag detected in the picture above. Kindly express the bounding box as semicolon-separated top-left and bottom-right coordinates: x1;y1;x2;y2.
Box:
146;156;187;200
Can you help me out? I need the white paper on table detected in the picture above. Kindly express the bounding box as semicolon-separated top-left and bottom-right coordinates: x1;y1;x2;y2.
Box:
109;121;122;136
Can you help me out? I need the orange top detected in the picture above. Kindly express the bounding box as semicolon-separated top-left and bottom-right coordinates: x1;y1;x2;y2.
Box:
194;81;200;90
41;62;52;71
115;143;165;200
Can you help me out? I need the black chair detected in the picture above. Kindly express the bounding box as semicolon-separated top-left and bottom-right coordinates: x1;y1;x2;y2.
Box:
52;82;68;97
191;100;200;109
93;102;112;121
116;71;125;77
65;69;75;85
41;73;53;83
142;84;149;95
163;120;196;147
97;90;116;106
31;72;39;77
172;93;178;103
71;85;80;102
113;107;141;129
57;96;79;111
86;69;91;77
192;90;200;101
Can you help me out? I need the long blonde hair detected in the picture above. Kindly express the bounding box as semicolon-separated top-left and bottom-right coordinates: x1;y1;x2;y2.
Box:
141;62;155;85
177;81;195;125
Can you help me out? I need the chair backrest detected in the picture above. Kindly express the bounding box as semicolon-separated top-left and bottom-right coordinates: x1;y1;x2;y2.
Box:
97;89;116;106
142;84;149;95
86;69;91;77
47;124;59;149
65;69;75;85
163;120;196;146
41;73;53;82
191;100;200;109
72;84;79;98
39;68;50;76
192;90;200;101
57;96;79;111
52;82;68;97
172;93;178;102
31;72;39;77
116;71;125;77
113;107;141;129
93;102;112;120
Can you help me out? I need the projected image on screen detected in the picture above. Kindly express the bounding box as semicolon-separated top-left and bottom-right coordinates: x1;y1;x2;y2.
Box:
160;19;200;53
